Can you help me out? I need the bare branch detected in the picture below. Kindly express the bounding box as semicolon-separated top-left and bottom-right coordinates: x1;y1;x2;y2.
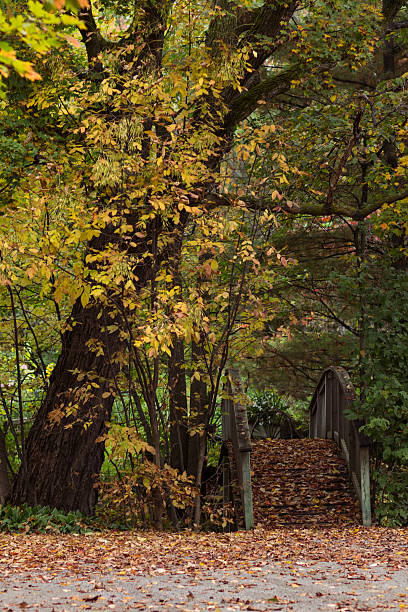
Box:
326;110;363;213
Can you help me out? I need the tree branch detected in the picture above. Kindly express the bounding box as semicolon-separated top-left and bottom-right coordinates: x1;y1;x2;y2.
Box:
356;189;408;219
78;1;107;66
207;1;298;70
382;0;405;23
224;64;300;132
326;110;363;213
387;19;408;31
206;1;298;110
204;188;408;220
126;0;176;67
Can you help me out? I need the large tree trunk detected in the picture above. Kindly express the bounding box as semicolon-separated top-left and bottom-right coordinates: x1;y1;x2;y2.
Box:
168;338;188;472
187;340;208;479
10;209;158;513
10;296;124;514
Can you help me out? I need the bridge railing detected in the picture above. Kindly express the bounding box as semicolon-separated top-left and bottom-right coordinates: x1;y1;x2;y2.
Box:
221;369;254;530
309;366;371;526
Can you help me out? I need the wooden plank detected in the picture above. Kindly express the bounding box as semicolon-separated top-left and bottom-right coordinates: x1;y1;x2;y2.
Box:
322;377;327;437
316;393;322;437
335;379;340;435
229;369;251;453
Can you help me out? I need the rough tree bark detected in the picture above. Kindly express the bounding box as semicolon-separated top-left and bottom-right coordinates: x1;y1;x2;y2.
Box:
168;339;189;473
11;302;120;513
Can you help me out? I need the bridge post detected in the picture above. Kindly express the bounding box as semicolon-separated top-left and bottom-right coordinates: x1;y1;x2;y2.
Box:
221;371;254;530
333;379;339;440
229;369;254;531
360;446;371;527
221;390;232;508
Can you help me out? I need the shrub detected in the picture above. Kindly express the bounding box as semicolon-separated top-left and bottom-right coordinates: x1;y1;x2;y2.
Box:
247;389;308;438
0;503;96;533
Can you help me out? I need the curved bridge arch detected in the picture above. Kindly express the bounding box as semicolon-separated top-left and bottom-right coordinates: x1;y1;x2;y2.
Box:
309;366;371;526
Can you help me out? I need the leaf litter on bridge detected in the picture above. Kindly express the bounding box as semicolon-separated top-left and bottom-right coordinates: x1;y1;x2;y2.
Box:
251;438;360;528
0;527;406;610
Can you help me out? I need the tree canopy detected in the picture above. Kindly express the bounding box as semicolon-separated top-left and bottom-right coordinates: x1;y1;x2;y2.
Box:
0;0;407;526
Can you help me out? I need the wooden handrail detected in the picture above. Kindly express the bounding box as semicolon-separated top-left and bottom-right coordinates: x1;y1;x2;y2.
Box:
221;369;254;530
309;366;372;526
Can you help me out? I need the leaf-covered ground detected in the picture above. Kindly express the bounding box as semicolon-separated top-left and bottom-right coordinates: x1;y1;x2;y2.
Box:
0;440;406;609
0;528;407;610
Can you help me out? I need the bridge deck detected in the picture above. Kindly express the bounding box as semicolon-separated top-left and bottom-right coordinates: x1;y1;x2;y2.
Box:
251;438;360;528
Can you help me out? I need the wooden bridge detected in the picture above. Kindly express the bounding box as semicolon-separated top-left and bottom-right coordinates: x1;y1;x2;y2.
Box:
220;366;372;529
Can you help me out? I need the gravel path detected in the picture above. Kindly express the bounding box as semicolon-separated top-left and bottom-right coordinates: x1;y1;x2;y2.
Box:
0;559;407;610
0;529;406;611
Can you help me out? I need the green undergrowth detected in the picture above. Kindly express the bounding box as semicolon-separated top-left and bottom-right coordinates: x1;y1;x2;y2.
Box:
0;504;98;534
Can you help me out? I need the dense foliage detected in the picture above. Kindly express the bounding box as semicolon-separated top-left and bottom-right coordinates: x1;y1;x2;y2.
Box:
0;0;407;526
350;264;408;525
